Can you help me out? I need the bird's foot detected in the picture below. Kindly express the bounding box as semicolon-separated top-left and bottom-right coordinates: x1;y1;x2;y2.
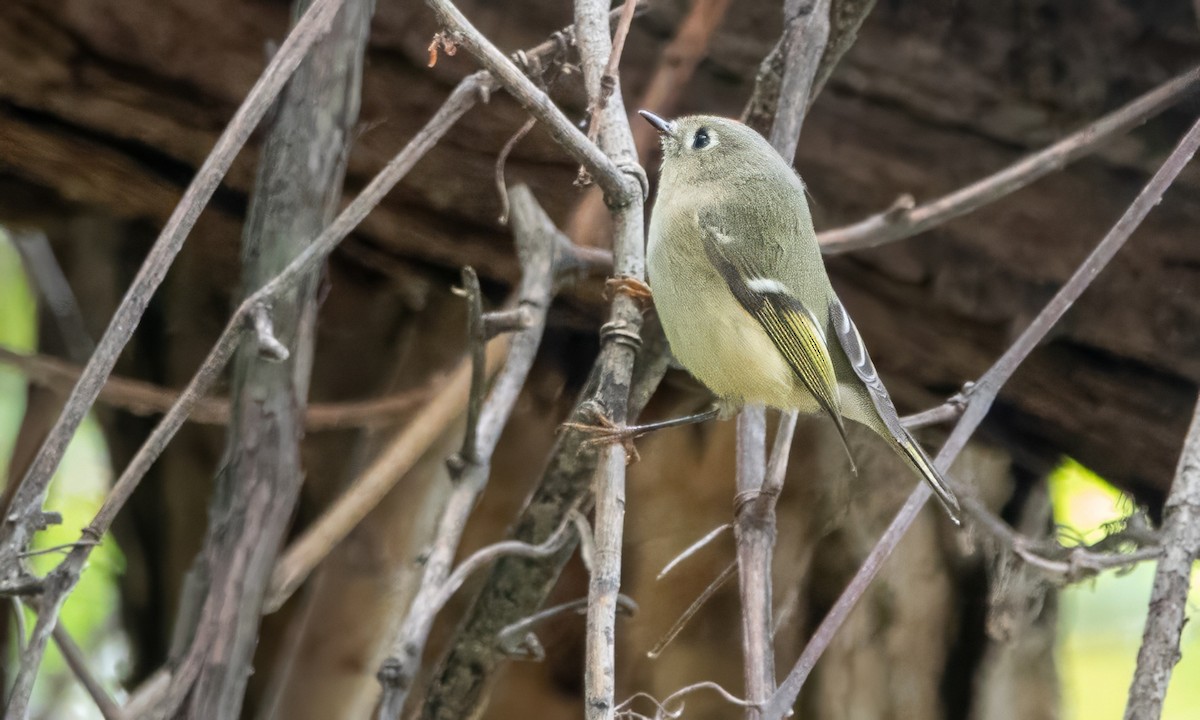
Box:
605;276;654;308
561;409;642;463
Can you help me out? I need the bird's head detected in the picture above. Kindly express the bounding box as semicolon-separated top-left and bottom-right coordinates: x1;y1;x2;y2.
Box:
638;111;782;187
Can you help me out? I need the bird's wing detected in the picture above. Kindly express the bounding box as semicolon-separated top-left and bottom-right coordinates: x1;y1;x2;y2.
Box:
827;296;962;521
697;221;854;469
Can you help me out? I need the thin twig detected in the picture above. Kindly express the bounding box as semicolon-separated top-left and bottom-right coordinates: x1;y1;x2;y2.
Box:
495;117;538;224
582;0;639;148
617;681;757;720
763;113;1200;720
497;596;638;660
50;620;121;720
1124;394;1200;719
431;522;576;614
375;184;558;719
0;346;433;430
264;344;507;613
10;230;94;363
657;524;732;580
818;65;1200;253
424;0;637;206
647;561;737;660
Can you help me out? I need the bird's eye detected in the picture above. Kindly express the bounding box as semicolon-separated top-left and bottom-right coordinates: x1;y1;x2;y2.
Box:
692;128;711;150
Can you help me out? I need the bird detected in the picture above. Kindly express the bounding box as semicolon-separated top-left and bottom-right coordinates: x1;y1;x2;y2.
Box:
637;109;961;524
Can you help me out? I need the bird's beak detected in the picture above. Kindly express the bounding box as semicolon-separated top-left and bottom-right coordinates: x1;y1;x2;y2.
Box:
638;110;675;137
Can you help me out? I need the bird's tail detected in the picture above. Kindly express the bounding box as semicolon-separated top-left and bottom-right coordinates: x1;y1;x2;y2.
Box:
897;435;962;525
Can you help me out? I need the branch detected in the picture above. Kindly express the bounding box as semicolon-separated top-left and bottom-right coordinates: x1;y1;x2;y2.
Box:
733;3;832;715
570;1;648;718
424;0;638;206
51;621;121;720
1124;393;1200;719
9;230;94;363
264;344;506;613
375;184;558;720
0;346;433;430
818;65;1200;253
0;0;348;604
763;113;1200;720
160;0;373;713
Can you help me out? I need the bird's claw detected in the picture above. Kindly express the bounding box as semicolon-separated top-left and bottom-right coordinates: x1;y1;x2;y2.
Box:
561;412;642;463
604;277;653;308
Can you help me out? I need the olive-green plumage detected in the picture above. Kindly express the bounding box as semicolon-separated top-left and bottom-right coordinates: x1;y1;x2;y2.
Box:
640;111;961;523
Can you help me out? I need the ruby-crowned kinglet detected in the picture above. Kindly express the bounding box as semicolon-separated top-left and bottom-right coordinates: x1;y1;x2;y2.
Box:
639;110;961;524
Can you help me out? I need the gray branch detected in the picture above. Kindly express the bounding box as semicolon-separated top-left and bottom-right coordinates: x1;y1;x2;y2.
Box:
375;184;557;720
1124;394;1200;719
161;0;372;716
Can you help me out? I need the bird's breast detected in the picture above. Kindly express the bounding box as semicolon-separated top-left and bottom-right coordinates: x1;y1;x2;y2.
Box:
648;220;815;411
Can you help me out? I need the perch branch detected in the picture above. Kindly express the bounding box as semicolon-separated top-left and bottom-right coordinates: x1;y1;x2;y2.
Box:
264;10;619;614
733;3;832;715
763;113;1200;720
569;1;649;718
375;184;558;720
1124;393;1200;719
818;65;1200;253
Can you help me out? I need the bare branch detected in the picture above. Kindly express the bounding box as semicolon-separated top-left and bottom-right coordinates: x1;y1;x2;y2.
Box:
50;619;121;720
0;346;432;431
264;345;506;613
10;230;94;362
818;65;1200;253
424;0;638;206
764;113;1200;720
569;0;649;717
1124;394;1200;719
657;523;731;580
497;595;638;660
162;0;372;712
647;561;736;661
374;184;558;719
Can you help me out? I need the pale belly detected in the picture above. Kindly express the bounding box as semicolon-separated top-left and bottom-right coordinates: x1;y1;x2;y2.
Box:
651;263;819;413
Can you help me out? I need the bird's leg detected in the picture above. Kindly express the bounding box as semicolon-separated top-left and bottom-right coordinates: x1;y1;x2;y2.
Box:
562;404;721;462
